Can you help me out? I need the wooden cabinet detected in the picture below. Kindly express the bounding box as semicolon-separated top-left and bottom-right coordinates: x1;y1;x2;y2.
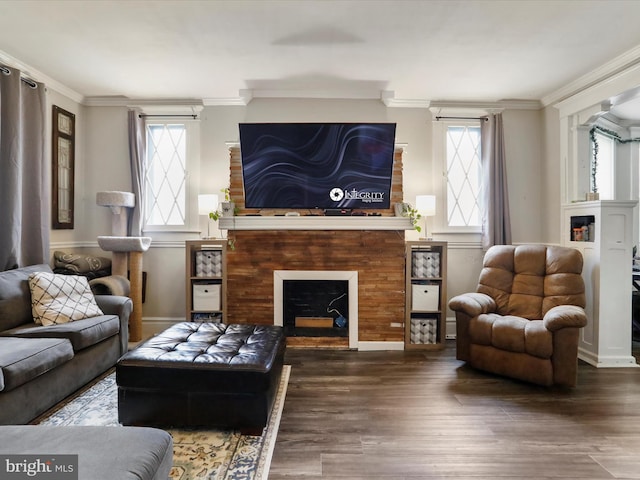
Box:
405;241;447;350
185;240;226;322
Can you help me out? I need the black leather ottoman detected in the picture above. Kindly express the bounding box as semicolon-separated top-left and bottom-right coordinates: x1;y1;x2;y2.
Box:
116;322;285;434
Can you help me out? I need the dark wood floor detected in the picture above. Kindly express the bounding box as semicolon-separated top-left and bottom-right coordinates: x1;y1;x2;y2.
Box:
269;341;640;479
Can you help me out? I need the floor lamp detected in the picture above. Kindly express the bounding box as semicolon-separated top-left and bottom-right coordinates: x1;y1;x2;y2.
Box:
416;195;436;240
198;194;219;239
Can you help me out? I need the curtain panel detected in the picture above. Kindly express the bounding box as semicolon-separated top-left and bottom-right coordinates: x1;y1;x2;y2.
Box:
480;113;511;249
0;66;48;270
127;109;146;236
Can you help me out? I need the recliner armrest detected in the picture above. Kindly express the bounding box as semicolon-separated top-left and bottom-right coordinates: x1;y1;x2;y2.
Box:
543;305;587;332
449;292;496;317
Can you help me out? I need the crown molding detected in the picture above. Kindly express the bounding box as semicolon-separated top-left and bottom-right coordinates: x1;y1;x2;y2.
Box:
0;48;84;103
203;89;253;106
428;100;540;117
83;97;204;109
542;44;640;107
203;97;251;106
381;91;430;108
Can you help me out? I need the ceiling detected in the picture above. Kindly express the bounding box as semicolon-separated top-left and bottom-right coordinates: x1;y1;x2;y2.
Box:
2;0;640;112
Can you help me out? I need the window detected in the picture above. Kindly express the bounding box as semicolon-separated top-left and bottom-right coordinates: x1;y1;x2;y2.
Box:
432;118;482;231
144;118;200;231
446;124;482;227
591;129;615;200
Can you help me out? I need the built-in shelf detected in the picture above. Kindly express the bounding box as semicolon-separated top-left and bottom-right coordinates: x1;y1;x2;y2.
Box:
219;215;414;231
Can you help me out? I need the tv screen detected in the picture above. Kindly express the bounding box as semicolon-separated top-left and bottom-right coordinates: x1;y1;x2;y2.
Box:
239;123;396;210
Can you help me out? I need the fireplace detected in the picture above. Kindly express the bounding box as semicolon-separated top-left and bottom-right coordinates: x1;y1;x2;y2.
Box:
274;270;359;348
283;279;349;337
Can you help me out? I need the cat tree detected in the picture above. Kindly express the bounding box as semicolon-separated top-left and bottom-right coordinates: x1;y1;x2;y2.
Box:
96;191;151;341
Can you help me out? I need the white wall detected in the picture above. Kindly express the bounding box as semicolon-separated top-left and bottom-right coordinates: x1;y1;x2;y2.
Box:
502;109;544;244
51;98;545;336
541;105;562;244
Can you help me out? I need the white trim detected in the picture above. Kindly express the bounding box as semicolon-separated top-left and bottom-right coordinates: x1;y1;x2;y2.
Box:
219;216;413;231
143;119;201;233
578;347;639;368
49;241;101;250
542;44;640;107
0;48;83;104
50;239;195;250
553;62;640;119
357;341;405;351
381;91;431;108
431;118;483;232
274;270;358;349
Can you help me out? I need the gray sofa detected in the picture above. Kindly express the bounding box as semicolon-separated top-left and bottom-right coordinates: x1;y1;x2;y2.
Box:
0;264;133;424
0;425;173;480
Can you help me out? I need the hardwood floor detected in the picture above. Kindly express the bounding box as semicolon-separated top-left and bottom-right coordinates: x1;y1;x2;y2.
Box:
269;341;640;479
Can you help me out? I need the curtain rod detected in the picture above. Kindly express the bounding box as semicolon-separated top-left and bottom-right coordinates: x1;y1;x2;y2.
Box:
435;115;488;121
138;114;198;119
0;65;38;89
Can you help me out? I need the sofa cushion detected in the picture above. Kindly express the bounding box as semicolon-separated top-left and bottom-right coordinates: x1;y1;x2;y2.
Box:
1;315;120;352
29;272;103;326
0;337;74;392
0;264;52;331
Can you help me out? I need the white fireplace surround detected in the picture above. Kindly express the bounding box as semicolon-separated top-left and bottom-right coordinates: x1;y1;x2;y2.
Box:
274;270;358;349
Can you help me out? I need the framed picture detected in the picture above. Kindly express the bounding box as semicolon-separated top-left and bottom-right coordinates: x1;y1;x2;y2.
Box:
52;105;75;229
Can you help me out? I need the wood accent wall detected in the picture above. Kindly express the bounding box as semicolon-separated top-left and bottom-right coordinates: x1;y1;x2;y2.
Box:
225;145;407;345
225;229;406;343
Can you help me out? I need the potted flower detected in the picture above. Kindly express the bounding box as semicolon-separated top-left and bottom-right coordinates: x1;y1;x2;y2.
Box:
207;188;236;250
395;202;422;233
219;188;235;217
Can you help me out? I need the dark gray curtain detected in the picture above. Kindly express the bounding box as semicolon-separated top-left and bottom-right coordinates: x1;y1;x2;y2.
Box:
127;109;146;236
0;66;48;270
480;113;511;249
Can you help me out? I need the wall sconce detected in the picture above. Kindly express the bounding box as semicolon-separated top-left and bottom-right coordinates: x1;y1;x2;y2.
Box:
416;195;436;239
198;194;219;239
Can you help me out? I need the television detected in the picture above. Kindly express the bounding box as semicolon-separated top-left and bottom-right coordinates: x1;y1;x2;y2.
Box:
239;123;396;210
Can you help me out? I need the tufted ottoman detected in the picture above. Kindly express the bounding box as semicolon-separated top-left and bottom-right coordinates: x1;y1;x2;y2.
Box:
116;322;285;434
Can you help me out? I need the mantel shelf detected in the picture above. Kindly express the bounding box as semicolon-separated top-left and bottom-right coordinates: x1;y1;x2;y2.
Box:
218;216;414;231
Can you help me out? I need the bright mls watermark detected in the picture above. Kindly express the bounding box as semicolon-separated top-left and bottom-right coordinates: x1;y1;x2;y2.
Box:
0;455;78;479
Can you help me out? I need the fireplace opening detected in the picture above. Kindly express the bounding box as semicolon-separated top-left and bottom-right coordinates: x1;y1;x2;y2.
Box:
283;280;349;337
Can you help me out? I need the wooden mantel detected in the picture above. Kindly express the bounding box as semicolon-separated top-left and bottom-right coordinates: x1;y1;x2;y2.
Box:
219;216;413;231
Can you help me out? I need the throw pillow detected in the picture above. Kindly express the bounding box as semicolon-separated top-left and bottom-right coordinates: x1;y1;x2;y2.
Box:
29;272;104;326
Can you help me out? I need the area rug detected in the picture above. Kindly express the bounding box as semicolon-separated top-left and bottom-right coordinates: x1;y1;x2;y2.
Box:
33;365;290;480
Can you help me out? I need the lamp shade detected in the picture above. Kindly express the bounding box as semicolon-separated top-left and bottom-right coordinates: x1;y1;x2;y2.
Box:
198;194;218;215
416;195;436;216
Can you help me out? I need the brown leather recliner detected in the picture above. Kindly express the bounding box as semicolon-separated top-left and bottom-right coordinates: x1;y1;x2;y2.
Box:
449;244;587;387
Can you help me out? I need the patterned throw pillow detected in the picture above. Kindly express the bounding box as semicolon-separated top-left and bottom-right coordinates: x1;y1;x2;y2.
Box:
29;272;104;326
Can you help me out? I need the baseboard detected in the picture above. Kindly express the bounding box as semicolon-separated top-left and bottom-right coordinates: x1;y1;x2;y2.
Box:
357;341;405;351
141;317;184;339
446;316;456;339
578;347;639;368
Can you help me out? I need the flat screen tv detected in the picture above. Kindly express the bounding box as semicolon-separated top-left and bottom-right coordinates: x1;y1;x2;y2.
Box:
239;123;396;210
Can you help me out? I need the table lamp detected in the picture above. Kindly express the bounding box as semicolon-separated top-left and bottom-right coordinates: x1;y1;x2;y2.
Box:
416;195;436;239
198;194;219;238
